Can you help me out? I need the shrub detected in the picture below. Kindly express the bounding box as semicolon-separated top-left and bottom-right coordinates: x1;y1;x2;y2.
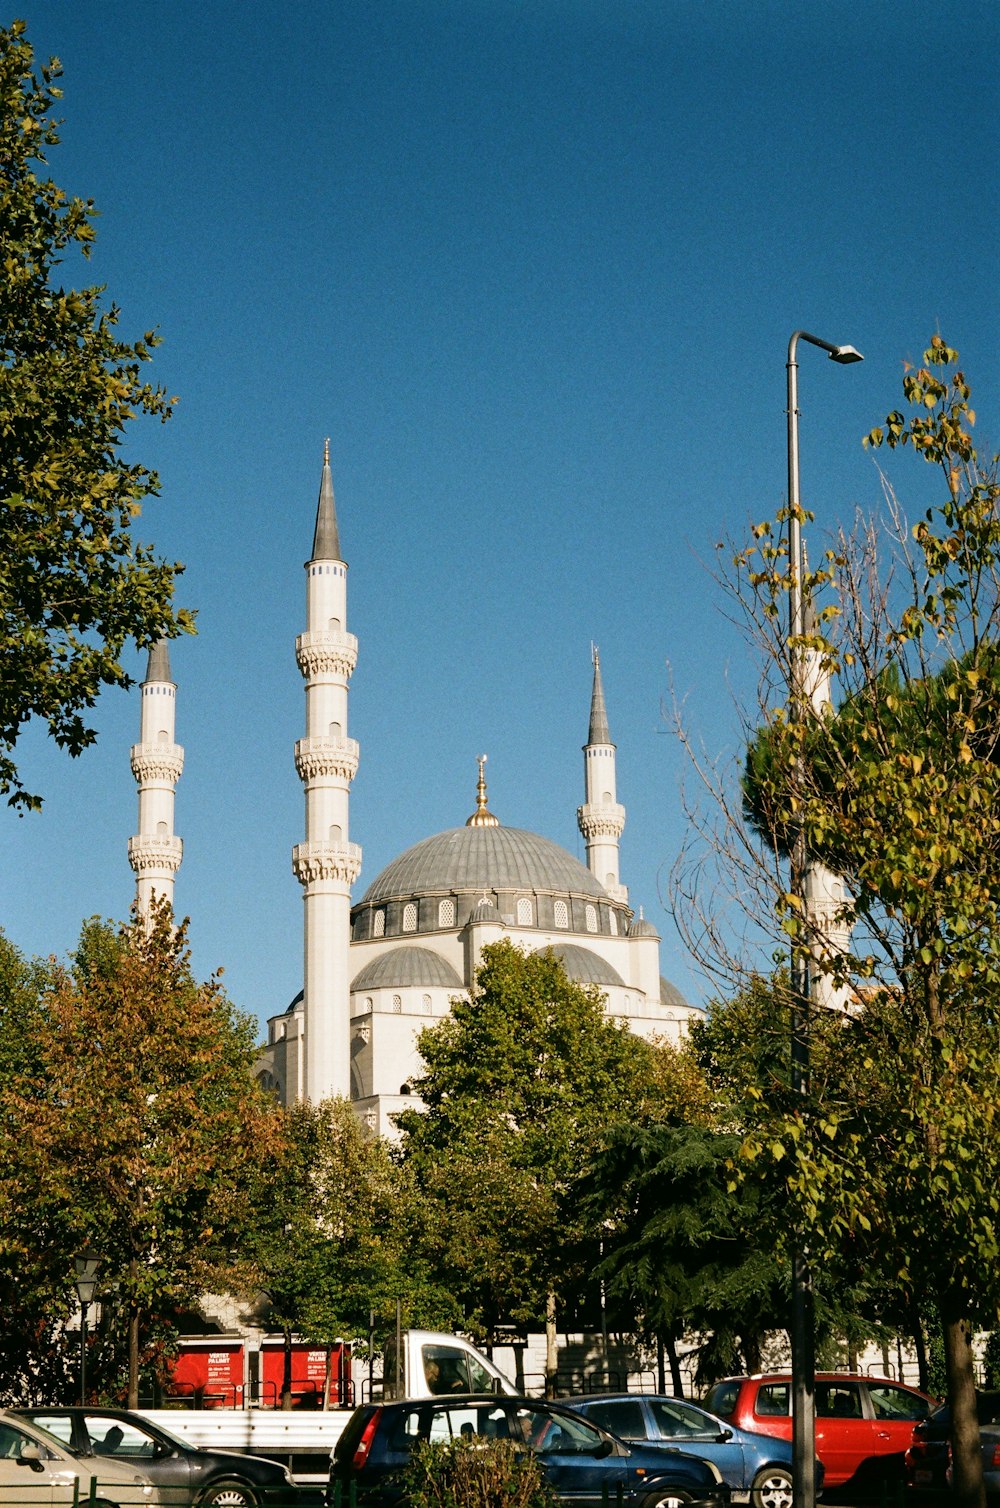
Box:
402;1436;555;1508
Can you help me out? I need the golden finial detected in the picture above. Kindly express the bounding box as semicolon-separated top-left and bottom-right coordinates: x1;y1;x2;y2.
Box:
466;753;500;828
323;436;330;466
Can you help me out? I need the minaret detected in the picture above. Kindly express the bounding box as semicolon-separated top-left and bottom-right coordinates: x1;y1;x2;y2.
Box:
292;441;362;1102
577;647;627;902
802;593;854;1012
128;639;184;915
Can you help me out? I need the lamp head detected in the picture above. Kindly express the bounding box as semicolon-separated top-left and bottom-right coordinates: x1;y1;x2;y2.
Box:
829;344;864;364
74;1248;101;1305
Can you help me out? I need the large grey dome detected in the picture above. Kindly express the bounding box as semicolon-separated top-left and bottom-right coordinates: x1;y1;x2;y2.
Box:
352;947;463;992
359;825;608;905
538;943;625;988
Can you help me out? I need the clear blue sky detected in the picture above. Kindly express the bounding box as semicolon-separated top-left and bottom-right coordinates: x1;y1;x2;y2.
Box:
3;0;998;1028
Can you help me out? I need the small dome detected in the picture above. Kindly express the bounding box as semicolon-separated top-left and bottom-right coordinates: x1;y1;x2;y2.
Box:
352;947;464;992
660;976;690;1010
628;915;660;939
537;943;625;988
284;989;304;1015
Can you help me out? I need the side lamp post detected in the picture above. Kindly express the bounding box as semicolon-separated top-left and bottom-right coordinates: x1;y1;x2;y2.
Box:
73;1247;101;1406
785;330;863;1508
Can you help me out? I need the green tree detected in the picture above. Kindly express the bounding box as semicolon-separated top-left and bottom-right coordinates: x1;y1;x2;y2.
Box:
0;20;193;812
244;1097;457;1405
725;337;1000;1508
397;939;662;1393
0;902;283;1406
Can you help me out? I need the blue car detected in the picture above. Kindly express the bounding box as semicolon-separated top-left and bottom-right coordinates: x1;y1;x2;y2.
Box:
330;1394;729;1508
565;1395;820;1508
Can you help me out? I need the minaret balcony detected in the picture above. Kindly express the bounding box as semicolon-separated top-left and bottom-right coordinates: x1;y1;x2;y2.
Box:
130;743;185;783
296;629;358;680
128;834;183;874
294;736;360;783
292;840;363;887
577;801;626;840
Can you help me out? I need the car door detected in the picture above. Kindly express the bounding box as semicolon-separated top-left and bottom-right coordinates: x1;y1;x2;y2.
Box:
814;1380;868;1485
647;1399;748;1490
0;1419;61;1504
506;1402;622;1508
82;1412;194;1499
863;1383;933;1467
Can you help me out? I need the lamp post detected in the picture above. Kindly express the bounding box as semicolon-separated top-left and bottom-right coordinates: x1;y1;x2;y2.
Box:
785;330;862;1508
73;1248;101;1406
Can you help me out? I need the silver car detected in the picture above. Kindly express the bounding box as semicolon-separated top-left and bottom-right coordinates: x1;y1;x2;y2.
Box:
0;1408;164;1507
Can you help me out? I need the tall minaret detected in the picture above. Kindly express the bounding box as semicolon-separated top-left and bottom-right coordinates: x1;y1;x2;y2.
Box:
577;647;627;903
292;441;362;1102
128;639;184;915
802;595;854;1012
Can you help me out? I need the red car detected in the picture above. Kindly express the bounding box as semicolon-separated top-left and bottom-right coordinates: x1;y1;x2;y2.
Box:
702;1374;937;1488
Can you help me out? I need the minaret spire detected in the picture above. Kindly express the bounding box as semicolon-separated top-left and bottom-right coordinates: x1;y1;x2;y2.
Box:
293;441;362;1102
577;645;627;902
128;639;184;916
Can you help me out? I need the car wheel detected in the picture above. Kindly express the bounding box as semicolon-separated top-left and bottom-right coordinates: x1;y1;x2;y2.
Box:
643;1490;693;1508
751;1465;794;1508
198;1479;262;1508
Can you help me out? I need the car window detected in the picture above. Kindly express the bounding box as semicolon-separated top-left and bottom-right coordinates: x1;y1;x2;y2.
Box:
0;1424;50;1461
86;1418;161;1460
29;1415;74;1447
423;1344;481;1395
582;1400;646;1439
866;1385;929;1421
426;1405;508;1443
649;1399;718;1438
509;1406;604;1456
816;1383;863;1419
704;1382;741;1418
754;1384;790;1418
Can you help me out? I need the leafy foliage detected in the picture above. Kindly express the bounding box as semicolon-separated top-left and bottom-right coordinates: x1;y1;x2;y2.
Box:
0;20;193;811
397;941;663;1342
0;903;283;1404
402;1436;555;1508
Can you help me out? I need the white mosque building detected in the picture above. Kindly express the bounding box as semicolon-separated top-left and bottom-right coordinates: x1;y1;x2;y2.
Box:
130;448;701;1134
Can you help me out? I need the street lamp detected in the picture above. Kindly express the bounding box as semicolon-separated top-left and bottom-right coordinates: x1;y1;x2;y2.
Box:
785;330;863;1508
73;1247;101;1406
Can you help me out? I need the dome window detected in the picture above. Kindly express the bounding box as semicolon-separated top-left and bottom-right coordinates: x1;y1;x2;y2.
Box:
586;904;598;934
373;910;386;938
392;994;402;1013
422;993;432;1010
516;897;533;926
609;910;618;936
554;900;569;929
438;898;455;927
403;902;418;933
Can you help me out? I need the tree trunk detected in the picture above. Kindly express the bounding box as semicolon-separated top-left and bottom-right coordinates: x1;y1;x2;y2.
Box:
127;1256;140;1409
281;1324;293;1409
743;1333;763;1376
666;1332;684;1397
545;1292;558;1397
127;1307;140;1409
942;1307;986;1508
911;1307;929;1394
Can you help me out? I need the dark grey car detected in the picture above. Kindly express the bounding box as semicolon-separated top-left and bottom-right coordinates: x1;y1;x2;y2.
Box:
15;1408;300;1508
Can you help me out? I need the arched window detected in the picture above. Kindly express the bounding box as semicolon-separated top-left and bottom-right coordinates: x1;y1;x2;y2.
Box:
586;904;598;934
392;994;402;1013
438;898;456;928
329;720;342;738
373;910;385;938
403;902;418;933
554;899;569;929
422;994;432;1010
516;897;533;926
609;910;618;936
329;823;342;845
